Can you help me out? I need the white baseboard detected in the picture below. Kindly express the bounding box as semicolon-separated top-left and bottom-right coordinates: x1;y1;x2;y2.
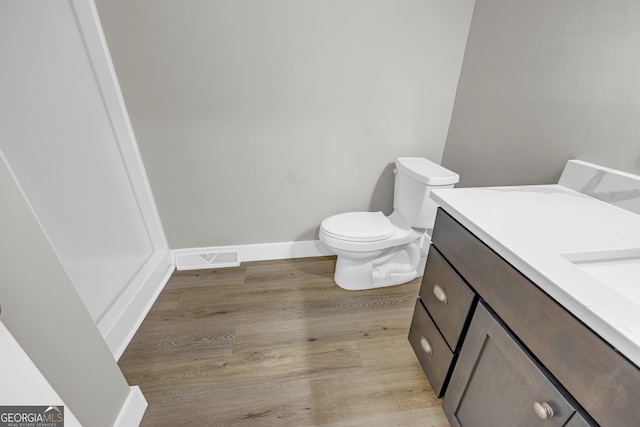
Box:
113;386;147;427
98;251;175;359
172;240;334;270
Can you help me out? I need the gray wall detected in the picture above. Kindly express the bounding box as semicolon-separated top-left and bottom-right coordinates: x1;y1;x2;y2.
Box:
443;0;640;187
95;0;475;248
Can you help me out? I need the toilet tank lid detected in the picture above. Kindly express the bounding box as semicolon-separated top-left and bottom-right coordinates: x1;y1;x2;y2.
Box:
396;157;459;186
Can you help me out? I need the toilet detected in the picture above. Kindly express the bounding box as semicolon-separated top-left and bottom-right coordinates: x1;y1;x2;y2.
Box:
319;157;459;290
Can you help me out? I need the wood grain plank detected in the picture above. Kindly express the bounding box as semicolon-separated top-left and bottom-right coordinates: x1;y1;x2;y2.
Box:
118;256;449;426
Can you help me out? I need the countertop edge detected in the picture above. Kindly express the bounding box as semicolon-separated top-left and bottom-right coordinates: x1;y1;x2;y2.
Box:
430;187;640;369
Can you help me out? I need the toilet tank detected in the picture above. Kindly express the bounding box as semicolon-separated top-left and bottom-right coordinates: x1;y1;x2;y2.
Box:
393;157;459;229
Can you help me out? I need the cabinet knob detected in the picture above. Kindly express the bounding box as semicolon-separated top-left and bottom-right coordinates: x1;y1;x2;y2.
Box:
533;402;554;420
419;336;433;355
433;284;448;304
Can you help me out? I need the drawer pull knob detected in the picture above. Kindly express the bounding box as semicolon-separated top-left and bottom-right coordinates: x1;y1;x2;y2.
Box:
533;402;554;420
433;285;448;304
419;336;433;355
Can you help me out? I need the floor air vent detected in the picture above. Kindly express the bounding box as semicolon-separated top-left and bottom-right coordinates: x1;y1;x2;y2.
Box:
175;250;241;271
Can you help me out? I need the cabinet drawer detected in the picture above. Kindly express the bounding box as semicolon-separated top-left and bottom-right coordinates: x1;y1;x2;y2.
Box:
444;303;576;427
419;247;475;351
408;299;454;397
433;208;640;426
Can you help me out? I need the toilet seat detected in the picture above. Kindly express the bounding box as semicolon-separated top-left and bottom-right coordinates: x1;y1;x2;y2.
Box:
320;211;393;242
318;157;458;290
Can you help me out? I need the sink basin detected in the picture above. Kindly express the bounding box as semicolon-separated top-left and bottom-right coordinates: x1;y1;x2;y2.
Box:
561;248;640;305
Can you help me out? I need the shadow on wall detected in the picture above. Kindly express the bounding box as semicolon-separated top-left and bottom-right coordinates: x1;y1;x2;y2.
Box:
299;226;321;242
369;163;395;215
299;163;396;242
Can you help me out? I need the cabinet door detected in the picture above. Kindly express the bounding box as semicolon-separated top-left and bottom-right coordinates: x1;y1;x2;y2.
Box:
443;303;576;427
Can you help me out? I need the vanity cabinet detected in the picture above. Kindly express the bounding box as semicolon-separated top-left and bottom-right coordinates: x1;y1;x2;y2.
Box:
443;303;576;427
410;208;640;426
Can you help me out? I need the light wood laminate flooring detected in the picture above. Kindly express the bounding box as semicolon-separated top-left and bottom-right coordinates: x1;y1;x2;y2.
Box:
118;256;449;426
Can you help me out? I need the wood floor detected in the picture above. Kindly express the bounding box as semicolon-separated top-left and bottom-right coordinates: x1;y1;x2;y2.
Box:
118;256;449;426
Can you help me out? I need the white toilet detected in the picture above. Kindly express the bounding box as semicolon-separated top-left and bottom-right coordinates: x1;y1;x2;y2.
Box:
319;157;459;290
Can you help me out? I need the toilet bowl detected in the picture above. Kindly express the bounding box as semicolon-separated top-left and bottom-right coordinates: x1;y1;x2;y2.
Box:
319;157;459;290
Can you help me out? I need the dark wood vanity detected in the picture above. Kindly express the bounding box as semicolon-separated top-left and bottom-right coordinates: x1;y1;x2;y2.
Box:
409;209;640;426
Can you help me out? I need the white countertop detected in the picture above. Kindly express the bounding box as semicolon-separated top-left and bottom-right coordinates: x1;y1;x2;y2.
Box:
431;184;640;367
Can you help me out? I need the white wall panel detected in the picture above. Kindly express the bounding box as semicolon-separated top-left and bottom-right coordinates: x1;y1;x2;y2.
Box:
0;150;135;426
0;0;172;356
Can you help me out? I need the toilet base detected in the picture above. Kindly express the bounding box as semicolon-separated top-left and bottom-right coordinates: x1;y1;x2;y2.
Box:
332;238;429;291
